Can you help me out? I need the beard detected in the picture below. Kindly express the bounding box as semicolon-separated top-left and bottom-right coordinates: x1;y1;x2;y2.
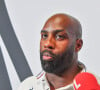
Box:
40;45;75;75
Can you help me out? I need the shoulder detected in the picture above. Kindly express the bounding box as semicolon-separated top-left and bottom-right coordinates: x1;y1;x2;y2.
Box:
18;71;45;90
78;61;100;84
18;76;36;90
86;71;100;84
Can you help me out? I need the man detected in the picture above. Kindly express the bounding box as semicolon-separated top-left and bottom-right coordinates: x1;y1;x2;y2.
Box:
18;13;100;90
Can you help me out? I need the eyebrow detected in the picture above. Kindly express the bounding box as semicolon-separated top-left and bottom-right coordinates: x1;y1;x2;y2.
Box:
41;30;48;33
41;29;65;33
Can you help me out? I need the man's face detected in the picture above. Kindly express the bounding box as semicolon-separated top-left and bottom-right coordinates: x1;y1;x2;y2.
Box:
40;18;76;74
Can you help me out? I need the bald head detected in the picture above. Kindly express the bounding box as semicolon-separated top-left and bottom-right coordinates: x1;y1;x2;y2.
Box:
43;13;82;39
40;13;83;74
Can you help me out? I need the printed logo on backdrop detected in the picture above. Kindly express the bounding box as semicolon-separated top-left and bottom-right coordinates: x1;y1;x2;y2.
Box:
0;0;33;90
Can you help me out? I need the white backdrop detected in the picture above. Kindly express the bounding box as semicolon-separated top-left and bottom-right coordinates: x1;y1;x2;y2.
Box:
4;0;100;88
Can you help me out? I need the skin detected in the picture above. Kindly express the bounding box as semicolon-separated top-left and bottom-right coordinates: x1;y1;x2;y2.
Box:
40;13;83;89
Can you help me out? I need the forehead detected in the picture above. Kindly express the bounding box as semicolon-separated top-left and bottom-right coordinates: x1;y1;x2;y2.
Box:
41;29;68;35
42;17;73;35
43;17;70;30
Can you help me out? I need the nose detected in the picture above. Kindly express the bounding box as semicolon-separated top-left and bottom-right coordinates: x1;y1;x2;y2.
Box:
44;37;55;50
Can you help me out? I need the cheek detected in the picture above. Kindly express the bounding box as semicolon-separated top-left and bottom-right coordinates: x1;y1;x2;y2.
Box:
55;41;69;54
40;40;45;52
40;41;43;51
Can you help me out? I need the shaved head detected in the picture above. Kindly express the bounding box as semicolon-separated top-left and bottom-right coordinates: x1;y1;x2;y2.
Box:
43;13;82;39
40;13;83;74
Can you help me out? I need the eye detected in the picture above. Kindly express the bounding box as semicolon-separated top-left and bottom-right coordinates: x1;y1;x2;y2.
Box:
41;33;48;40
56;34;65;40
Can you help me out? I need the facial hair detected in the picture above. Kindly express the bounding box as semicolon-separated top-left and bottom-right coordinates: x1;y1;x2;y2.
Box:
40;45;75;75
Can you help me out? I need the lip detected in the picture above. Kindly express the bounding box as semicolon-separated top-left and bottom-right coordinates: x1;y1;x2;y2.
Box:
42;52;53;61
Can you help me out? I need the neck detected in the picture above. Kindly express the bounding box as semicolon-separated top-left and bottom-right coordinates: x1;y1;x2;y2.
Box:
46;61;82;89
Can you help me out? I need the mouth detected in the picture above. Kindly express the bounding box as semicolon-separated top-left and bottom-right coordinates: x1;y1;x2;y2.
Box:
42;52;54;61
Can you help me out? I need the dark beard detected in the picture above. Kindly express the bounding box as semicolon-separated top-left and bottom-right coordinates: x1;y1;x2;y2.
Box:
40;45;75;75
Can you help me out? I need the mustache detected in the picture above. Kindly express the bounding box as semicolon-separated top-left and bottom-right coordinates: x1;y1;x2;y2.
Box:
41;50;56;58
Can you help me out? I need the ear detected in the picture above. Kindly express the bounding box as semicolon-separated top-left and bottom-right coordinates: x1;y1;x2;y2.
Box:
75;39;83;52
